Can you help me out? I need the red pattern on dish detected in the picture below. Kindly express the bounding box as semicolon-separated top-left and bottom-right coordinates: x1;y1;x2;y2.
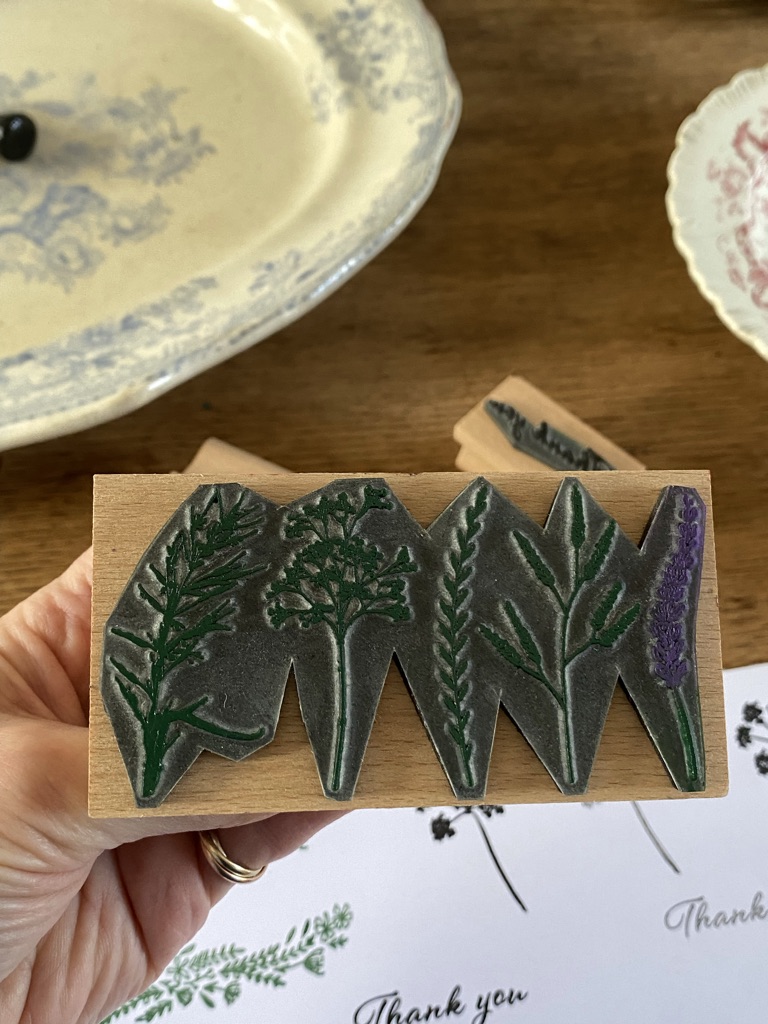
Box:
708;112;768;310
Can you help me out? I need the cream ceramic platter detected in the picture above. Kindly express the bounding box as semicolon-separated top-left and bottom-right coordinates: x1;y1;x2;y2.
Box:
0;0;460;449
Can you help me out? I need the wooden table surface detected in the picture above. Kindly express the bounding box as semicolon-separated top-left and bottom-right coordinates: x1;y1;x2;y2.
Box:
1;0;766;671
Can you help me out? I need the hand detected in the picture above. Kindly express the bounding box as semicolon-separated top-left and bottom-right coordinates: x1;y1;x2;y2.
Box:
0;551;342;1024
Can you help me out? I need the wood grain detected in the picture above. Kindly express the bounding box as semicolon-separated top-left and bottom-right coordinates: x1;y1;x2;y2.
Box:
89;470;725;818
1;0;766;678
453;376;645;472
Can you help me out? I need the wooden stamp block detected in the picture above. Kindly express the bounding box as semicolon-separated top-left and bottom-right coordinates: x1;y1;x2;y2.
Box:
183;438;287;475
89;470;725;817
454;376;645;473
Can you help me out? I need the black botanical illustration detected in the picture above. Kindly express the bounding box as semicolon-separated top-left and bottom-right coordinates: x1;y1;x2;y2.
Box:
583;801;680;874
418;806;527;912
435;484;489;789
99;903;352;1022
479;483;640;786
265;485;418;794
735;701;768;776
107;487;266;801
630;802;680;874
419;798;681;923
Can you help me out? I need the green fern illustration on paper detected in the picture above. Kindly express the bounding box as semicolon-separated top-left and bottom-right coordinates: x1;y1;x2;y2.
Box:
99;904;353;1022
265;485;417;793
109;487;267;800
479;483;640;785
435;484;489;788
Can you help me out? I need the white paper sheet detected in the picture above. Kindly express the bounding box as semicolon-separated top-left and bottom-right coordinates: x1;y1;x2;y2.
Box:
104;664;768;1024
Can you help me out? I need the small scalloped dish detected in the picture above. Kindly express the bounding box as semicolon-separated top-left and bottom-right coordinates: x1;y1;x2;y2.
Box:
667;66;768;362
0;0;460;450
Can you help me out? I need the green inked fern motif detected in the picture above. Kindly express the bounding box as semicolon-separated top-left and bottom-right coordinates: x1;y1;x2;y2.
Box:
265;485;418;793
435;484;488;788
109;487;266;800
479;483;640;786
100;904;353;1022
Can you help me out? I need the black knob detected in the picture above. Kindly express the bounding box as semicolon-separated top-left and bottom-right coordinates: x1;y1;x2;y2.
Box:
0;113;37;162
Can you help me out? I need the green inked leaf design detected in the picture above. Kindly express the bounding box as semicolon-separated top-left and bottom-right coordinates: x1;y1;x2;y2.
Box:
110;627;155;650
594;602;641;647
265;486;418;793
570;483;586;552
481;493;635;789
503;601;543;669
108;487;267;801
479;623;528;673
113;671;145;725
436;484;489;789
581;519;616;583
99;904;353;1022
513;530;558;593
590;581;622;634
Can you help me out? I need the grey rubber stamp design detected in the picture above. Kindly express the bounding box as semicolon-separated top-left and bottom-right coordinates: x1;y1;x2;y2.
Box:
477;480;641;794
615;486;706;792
397;479;511;801
264;480;422;801
101;484;277;807
433;483;489;791
485;399;615;471
101;477;708;807
402;479;707;799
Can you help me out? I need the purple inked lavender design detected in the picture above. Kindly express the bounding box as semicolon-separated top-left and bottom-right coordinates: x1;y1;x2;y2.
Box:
650;490;704;687
649;489;705;787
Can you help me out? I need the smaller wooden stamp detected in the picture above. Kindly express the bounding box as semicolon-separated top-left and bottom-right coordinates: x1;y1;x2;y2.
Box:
184;438;286;475
454;377;645;473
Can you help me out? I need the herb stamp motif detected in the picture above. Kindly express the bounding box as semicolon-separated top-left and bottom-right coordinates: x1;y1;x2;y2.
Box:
419;806;527;912
479;482;641;788
435;483;489;789
105;486;267;803
649;489;705;787
265;485;418;796
100;903;353;1022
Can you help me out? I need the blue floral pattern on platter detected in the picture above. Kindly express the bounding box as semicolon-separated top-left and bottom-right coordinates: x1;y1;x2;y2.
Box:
305;0;441;121
0;72;214;291
0;0;461;448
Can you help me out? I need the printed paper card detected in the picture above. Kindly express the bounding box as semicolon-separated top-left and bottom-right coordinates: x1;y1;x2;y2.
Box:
103;663;767;1024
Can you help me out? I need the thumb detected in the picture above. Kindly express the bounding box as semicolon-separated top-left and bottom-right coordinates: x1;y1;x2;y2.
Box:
3;551;343;871
4;715;342;866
